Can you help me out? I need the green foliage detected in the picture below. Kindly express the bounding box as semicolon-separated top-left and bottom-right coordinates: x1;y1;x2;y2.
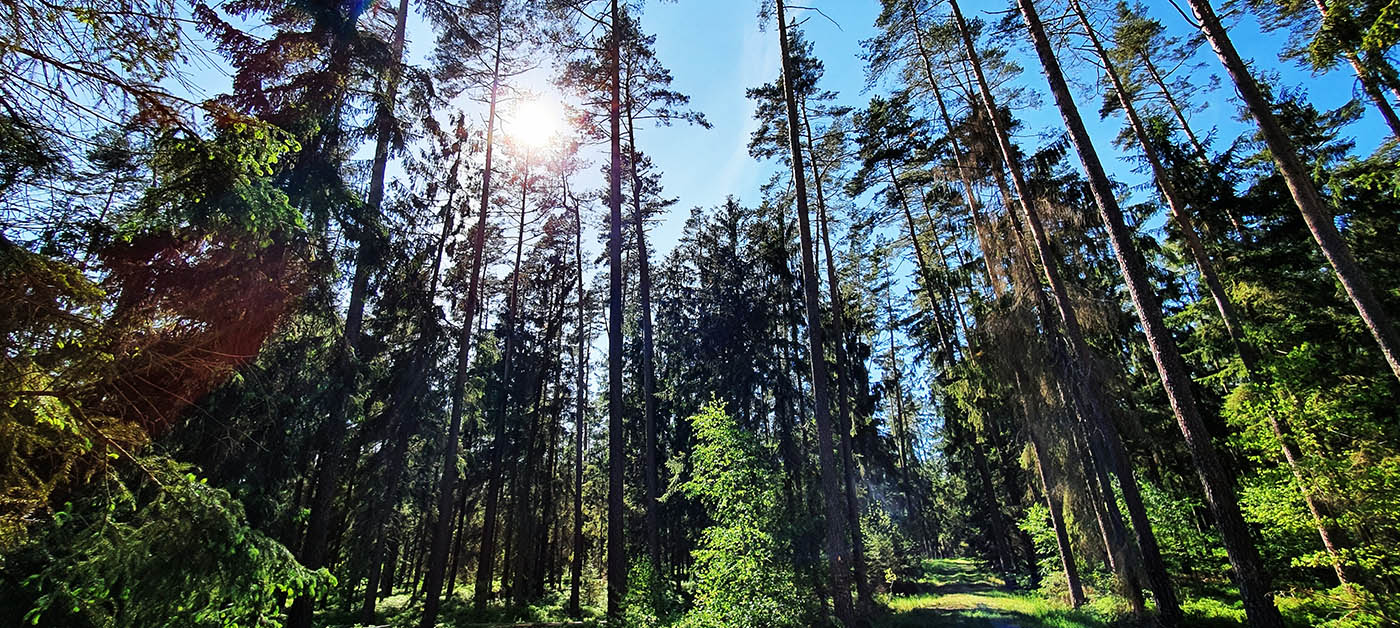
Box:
127;112;304;246
1017;503;1065;596
17;458;328;628
0;112;59;195
677;400;808;628
0;240;121;549
863;505;921;586
622;558;679;628
1224;342;1400;621
1136;480;1227;578
1362;0;1400;54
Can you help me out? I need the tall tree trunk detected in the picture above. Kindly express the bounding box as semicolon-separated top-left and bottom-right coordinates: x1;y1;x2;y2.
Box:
1133;50;1251;240
569;176;589;619
1077;0;1358;591
888;162;956;361
1304;0;1400;135
775;2;852;623
287;8;409;625
473;142;531;610
806;100;872;614
1019;377;1086;606
352;3;418;621
1189;0;1400;384
1072;0;1255;373
625;97;662;577
1138;52;1210;159
904;4;1003;295
606;0;628;621
429;26;503;626
949;1;1184;622
540;355;567;596
971;435;1017;574
445;479;473;598
1015;2;1282;625
928;85;1003;296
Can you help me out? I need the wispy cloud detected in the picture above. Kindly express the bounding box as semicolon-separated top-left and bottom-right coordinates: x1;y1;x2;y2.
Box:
713;21;780;205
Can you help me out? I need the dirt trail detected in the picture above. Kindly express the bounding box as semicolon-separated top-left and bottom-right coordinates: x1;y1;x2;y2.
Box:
876;559;1096;628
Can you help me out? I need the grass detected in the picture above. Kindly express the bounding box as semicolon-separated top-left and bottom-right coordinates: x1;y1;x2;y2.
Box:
328;558;1364;628
876;559;1171;628
879;591;1107;627
316;585;602;627
874;559;1112;628
873;558;1356;628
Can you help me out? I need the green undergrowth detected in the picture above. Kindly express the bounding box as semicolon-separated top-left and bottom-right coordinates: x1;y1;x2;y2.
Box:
318;558;1378;627
318;586;602;627
877;558;1119;628
877;558;1376;628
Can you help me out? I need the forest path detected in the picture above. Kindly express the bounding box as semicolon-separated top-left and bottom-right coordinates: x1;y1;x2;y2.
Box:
876;559;1102;628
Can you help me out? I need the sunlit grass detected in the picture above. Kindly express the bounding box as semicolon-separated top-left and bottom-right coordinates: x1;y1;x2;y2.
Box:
918;558;1008;589
877;588;1108;628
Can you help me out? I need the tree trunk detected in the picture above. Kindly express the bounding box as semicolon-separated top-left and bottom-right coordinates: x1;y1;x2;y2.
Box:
1022;395;1086;607
776;2;852;623
473;139;532;612
1071;0;1256;374
1079;0;1357;591
806;99;872;614
1133;51;1250;240
1015;1;1281;625
888;162;957;361
1138;53;1210;159
287;6;412;624
569;176;589;619
1303;0;1400;135
431;26;502;626
950;1;1186;621
1189;0;1400;385
606;0;628;621
624;96;662;577
928;84;1003;296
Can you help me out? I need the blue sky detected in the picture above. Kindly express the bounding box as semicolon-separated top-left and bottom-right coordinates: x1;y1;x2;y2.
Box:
178;0;1386;259
620;0;1387;254
159;0;1389;419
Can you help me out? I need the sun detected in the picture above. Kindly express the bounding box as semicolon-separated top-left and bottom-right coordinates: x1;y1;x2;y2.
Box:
509;99;561;148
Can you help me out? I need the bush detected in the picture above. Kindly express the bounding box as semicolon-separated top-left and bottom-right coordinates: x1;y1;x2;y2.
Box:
13;458;328;628
676;401;808;628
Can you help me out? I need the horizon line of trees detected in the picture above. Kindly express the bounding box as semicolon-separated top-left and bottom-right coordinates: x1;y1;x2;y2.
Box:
2;0;1400;627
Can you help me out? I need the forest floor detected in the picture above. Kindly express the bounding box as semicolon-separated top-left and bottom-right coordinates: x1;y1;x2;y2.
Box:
874;559;1278;628
877;559;1150;628
352;559;1266;628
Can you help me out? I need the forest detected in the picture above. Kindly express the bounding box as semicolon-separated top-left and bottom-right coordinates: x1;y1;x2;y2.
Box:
3;0;1400;626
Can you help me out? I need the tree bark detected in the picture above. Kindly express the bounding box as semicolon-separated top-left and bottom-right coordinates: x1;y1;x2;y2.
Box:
624;93;662;577
433;22;499;622
483;144;533;609
1071;0;1256;373
568;172;589;619
949;1;1185;621
287;6;408;625
1189;0;1400;385
605;0;628;621
1021;390;1086;607
1014;1;1281;625
805;99;872;614
1303;0;1400;136
1078;0;1358;591
775;2;853;623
